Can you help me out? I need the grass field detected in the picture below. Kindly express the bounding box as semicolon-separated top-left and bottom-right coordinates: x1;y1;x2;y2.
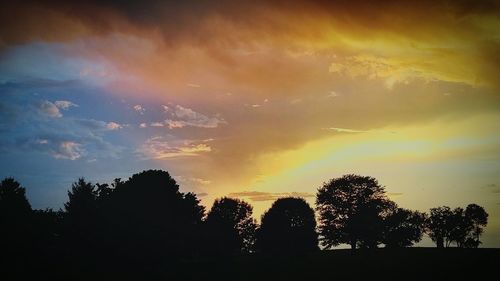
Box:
4;248;498;280
177;248;499;281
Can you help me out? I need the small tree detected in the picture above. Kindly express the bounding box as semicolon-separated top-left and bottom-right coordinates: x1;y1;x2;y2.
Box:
0;177;32;216
383;207;426;248
427;204;489;248
205;197;257;254
258;197;318;253
464;204;488;248
64;178;98;221
316;174;392;249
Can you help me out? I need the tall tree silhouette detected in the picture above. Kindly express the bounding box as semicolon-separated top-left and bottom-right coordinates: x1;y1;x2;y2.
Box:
426;206;453;248
383;207;426;248
205;197;257;255
63;178;100;254
257;197;318;253
447;207;471;247
464;204;488;248
0;178;33;255
316;174;393;249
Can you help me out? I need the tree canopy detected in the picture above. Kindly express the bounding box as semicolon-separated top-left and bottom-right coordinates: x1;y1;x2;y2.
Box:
383;207;426;248
205;197;257;254
258;197;318;253
316;174;393;249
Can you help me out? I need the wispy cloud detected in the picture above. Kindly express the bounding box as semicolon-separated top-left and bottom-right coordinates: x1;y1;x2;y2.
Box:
150;122;164;127
326;127;368;133
176;176;212;186
164;105;226;129
388;192;404;197
76;119;124;131
55;100;78;110
227;191;314;202
137;136;212;159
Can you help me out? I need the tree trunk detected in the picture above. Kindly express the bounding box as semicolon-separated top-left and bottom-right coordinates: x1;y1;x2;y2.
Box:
437;236;444;248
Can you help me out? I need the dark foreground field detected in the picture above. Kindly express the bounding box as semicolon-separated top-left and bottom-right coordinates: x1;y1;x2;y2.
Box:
3;248;498;281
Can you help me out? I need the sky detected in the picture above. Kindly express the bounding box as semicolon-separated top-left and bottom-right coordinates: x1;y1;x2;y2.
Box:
1;0;500;247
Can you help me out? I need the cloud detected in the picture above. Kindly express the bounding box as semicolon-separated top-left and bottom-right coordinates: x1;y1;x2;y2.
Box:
139;123;147;128
38;100;62;118
106;122;122;130
76;119;123;131
55;100;78;110
164;105;226;129
150;122;164;127
26;137;85;160
227;191;314;202
176;176;212;186
388;192;404;197
484;184;500;194
196;192;208;197
137;136;212;159
51;141;84;160
0;85;124;161
327;91;339;98
133;104;145;114
326;127;368;133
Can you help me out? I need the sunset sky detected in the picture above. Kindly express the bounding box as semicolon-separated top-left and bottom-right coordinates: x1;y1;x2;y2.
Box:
1;0;500;247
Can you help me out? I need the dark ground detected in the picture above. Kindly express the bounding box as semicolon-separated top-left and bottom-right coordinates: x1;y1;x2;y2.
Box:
3;248;498;281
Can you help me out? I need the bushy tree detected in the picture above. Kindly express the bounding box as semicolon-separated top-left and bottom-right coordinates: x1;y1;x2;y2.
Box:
258;197;318;253
383;207;426;248
447;207;471;247
205;197;257;254
316;174;393;249
64;178;98;218
103;170;205;260
464;204;488;248
426;204;488;248
426;206;453;248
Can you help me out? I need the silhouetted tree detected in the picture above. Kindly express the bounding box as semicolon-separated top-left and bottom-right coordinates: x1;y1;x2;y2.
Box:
447;207;472;247
63;178;100;254
205;197;257;255
426;204;488;248
426;206;453;248
383;207;426;248
258;197;318;253
316;174;393;249
33;208;63;243
464;204;488;248
65;178;97;215
103;170;205;261
0;178;33;254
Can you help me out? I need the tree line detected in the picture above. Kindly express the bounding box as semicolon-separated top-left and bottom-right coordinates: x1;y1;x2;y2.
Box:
0;170;489;266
